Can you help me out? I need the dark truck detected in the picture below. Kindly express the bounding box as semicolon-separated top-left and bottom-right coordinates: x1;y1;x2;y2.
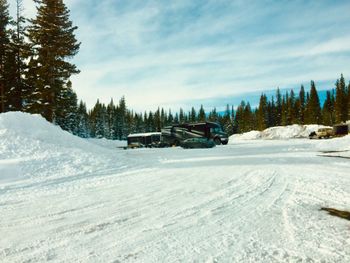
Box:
161;122;229;146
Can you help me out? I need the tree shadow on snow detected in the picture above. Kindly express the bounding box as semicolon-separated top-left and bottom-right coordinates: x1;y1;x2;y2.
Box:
320;207;350;221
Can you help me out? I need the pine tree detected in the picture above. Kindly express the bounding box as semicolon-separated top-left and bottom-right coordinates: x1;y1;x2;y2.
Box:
198;104;206;122
222;104;233;134
106;99;115;139
234;101;245;133
6;0;29;111
190;107;196;122
281;94;287;126
257;94;268;130
287;89;296;124
0;0;11;113
134;112;144;133
27;0;80;122
298;85;306;124
174;112;179;124
160;108;166;128
243;102;254;132
208;107;218;122
167;109;174;125
322;91;335;126
118;97;127;139
179;108;185;123
234;101;254;133
154;108;161;131
55;80;78;132
147;111;154;131
334;74;348;123
125;110;135;135
306;81;322;124
267;97;276;127
76;100;89;138
275;87;282;126
143;111;149;132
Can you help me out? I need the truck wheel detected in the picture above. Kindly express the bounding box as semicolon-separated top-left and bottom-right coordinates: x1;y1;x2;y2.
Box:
214;138;221;145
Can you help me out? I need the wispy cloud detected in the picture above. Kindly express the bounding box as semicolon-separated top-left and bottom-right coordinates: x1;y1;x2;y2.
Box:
11;0;350;111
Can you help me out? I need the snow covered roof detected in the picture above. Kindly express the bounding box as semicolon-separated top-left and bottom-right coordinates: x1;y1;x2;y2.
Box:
127;132;161;138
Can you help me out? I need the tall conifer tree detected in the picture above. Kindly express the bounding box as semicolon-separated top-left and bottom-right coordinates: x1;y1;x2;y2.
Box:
198;105;206;122
6;0;29;111
322;91;335;126
27;0;80;122
306;81;322;124
257;94;268;130
298;85;305;124
0;0;11;113
275;88;282;126
334;74;348;123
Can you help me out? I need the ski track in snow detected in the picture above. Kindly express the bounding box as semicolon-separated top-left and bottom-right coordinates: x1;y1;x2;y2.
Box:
1;117;350;262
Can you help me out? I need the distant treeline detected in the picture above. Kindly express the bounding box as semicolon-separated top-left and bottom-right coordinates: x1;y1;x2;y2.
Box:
79;75;350;140
1;1;350;140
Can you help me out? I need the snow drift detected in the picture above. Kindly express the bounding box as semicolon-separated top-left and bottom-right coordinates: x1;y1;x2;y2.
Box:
230;124;331;141
0;112;124;184
0;112;93;157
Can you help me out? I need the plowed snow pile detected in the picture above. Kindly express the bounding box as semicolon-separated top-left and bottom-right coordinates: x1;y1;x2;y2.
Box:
0;112;125;184
1;112;350;262
230;124;331;141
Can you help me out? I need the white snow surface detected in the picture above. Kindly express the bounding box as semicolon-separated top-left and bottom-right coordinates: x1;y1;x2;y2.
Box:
1;112;350;262
230;124;332;141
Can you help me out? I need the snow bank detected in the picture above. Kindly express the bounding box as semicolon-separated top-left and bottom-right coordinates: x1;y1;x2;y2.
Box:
0;112;125;157
230;124;330;141
0;112;95;155
0;112;122;183
230;130;261;140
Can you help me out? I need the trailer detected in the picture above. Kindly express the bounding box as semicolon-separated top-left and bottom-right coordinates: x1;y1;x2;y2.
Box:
127;132;161;148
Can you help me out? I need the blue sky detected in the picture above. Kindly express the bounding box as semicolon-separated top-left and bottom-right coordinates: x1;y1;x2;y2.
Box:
13;0;350;111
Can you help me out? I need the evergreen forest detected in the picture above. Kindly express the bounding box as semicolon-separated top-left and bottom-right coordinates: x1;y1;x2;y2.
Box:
1;0;350;140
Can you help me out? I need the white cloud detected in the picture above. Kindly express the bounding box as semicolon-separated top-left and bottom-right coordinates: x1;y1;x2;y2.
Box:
8;0;350;111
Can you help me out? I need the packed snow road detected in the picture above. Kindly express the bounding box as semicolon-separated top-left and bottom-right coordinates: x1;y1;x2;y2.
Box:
1;113;350;262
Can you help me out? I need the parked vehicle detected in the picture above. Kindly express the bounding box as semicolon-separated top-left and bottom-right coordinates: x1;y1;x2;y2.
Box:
127;132;161;148
161;122;228;146
309;124;350;139
309;128;334;139
180;138;216;149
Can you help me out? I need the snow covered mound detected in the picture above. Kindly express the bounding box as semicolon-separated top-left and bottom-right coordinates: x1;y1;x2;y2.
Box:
230;130;262;140
230;124;330;141
0;111;100;152
0;112;123;157
0;112;118;183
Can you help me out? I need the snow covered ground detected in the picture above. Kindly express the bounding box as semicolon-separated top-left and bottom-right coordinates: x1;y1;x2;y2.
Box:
1;112;350;262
